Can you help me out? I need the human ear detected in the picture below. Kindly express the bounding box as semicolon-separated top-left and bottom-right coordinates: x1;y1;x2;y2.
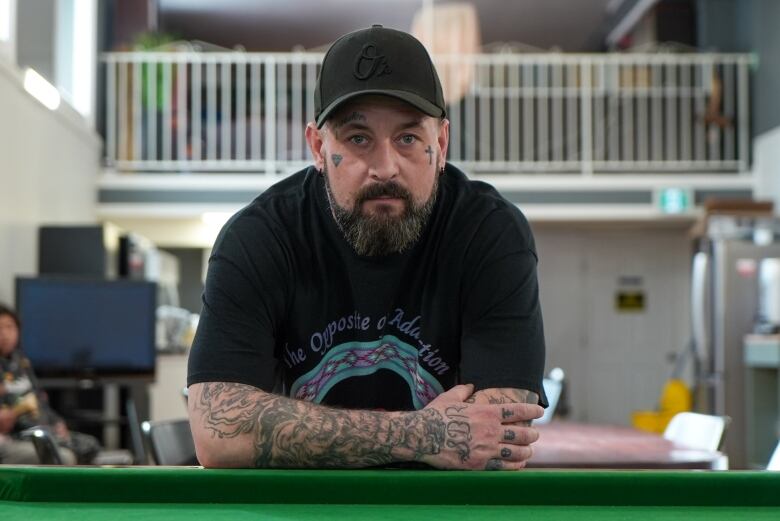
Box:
305;122;327;170
437;119;450;165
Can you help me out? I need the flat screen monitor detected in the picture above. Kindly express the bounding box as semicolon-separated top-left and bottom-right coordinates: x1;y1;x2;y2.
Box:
15;277;157;378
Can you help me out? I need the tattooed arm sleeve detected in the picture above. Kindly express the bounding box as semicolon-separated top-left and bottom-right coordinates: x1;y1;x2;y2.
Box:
188;381;446;468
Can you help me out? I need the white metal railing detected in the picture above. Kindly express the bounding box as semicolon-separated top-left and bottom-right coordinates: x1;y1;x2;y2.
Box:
103;52;752;175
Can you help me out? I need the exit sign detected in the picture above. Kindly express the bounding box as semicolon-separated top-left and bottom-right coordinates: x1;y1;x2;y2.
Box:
657;188;692;214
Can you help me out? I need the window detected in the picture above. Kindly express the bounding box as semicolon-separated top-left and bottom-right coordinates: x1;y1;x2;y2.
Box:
0;0;16;63
56;0;97;125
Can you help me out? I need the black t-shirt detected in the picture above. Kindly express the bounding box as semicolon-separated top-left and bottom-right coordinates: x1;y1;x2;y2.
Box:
188;163;547;410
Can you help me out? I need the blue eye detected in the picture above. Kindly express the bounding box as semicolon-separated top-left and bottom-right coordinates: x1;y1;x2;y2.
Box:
400;135;416;145
349;135;367;145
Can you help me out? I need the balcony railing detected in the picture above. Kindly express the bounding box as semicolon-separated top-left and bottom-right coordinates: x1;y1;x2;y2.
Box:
103;51;752;175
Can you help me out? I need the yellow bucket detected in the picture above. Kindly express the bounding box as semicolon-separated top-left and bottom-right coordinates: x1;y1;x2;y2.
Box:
632;379;693;433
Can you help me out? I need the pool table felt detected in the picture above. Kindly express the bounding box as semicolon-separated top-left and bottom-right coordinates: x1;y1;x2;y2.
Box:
1;467;779;520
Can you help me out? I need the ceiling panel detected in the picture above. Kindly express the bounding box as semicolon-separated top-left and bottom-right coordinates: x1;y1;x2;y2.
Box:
157;0;615;52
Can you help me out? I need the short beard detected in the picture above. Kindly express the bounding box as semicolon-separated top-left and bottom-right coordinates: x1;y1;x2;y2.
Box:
323;161;439;257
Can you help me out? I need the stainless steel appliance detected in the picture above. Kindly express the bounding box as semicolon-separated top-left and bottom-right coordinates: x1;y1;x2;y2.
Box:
692;215;780;469
758;258;780;332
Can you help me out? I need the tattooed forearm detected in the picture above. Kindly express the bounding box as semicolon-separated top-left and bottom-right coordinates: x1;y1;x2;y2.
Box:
193;382;447;468
254;400;443;468
197;382;265;438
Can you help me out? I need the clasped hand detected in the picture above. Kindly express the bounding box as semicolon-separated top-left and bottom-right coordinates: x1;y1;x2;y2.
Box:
418;384;543;471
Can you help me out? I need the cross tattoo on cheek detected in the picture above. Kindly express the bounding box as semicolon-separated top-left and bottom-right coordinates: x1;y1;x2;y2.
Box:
425;145;433;165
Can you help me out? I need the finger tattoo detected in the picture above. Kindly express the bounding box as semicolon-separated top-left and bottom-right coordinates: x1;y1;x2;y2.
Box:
501;408;513;419
485;458;504;470
503;429;516;441
501;448;512;458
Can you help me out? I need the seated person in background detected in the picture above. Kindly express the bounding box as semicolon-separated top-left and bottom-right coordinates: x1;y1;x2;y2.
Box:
187;26;547;470
0;304;100;465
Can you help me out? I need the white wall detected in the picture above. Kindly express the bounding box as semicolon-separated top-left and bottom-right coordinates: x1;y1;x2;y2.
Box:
534;224;693;425
106;218;222;249
15;0;55;82
0;58;100;304
754;125;780;211
0;0;16;64
149;353;189;422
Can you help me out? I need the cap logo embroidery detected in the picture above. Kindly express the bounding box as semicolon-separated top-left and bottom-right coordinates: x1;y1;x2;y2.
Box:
353;43;392;80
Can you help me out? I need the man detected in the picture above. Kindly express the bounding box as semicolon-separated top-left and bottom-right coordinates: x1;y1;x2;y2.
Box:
188;25;547;470
0;304;78;464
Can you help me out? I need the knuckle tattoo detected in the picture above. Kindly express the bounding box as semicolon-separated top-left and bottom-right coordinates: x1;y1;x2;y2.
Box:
485;458;504;471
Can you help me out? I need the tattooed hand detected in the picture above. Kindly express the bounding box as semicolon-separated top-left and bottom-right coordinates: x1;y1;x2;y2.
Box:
417;384;543;471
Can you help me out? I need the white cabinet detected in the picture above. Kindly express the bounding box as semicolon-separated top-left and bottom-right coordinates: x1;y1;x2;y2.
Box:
149;353;189;421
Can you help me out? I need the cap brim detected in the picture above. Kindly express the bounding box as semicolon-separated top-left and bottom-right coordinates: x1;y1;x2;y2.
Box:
316;90;445;128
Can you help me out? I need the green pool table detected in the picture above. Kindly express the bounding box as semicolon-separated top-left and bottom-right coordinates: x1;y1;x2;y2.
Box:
1;466;779;520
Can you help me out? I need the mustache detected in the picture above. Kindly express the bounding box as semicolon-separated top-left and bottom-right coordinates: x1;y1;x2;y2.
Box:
355;182;412;204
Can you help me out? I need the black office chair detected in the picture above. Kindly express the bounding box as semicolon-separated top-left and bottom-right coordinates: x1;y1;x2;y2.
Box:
125;396;148;464
141;418;199;466
20;426;135;466
19;426;64;464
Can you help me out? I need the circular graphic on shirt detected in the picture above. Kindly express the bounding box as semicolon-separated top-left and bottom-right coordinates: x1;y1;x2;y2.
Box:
289;334;444;410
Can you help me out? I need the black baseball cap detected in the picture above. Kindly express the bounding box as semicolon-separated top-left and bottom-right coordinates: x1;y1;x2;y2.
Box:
314;25;446;128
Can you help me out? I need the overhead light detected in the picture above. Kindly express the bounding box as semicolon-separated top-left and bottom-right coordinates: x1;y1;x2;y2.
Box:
24;68;61;110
